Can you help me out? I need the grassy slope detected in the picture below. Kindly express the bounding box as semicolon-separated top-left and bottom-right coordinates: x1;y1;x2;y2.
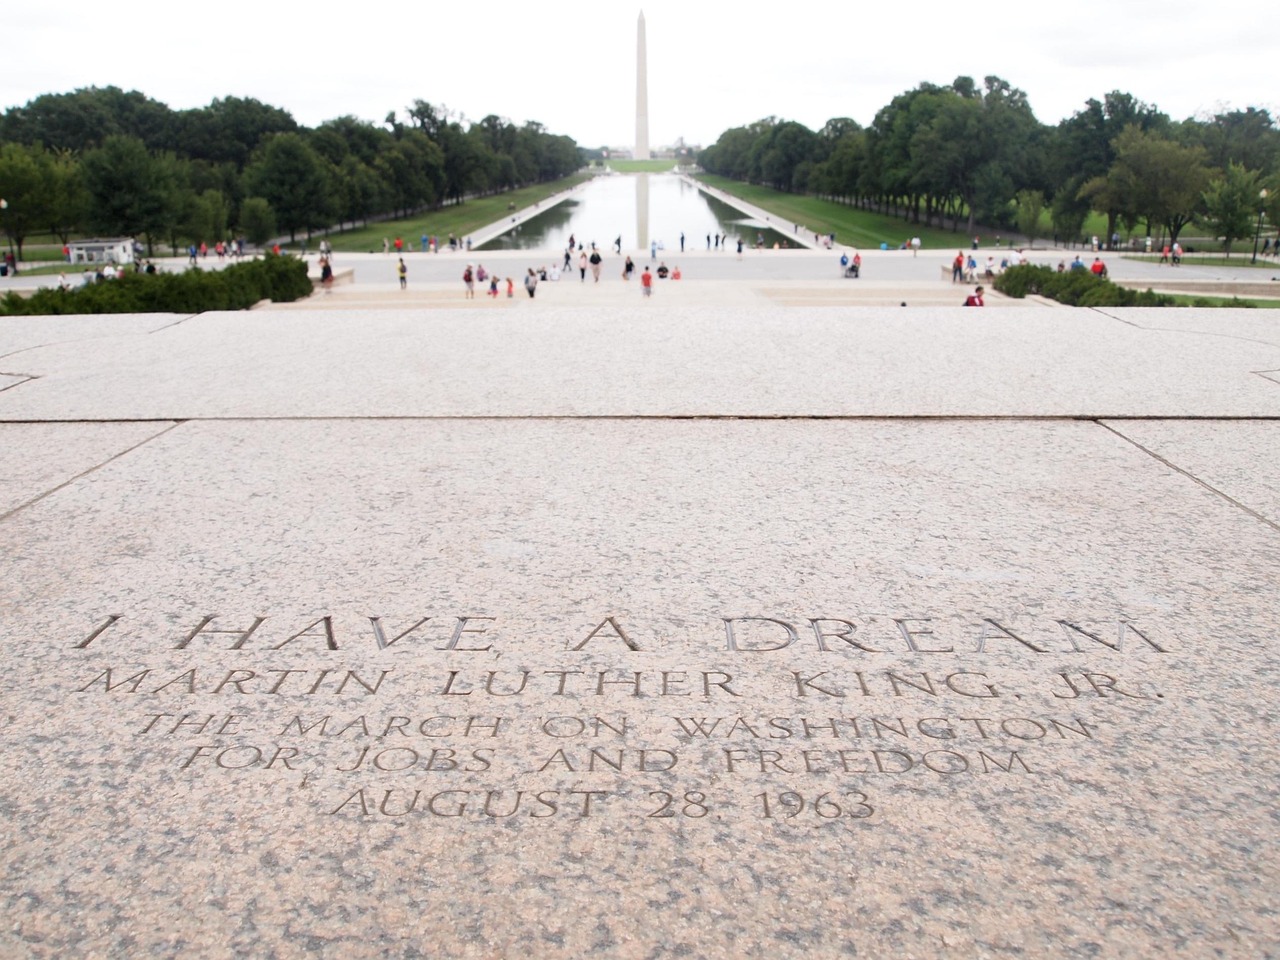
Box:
695;175;998;250
321;174;591;252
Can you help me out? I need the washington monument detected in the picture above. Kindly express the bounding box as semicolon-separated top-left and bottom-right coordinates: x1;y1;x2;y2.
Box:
635;11;650;160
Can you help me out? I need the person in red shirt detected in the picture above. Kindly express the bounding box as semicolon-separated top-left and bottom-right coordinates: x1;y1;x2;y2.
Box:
963;285;985;306
1090;258;1107;277
640;267;653;297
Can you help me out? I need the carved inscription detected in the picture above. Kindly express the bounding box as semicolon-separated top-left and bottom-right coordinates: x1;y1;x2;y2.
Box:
66;609;1171;821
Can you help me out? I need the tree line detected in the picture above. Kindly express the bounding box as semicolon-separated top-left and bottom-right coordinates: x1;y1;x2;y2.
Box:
698;77;1280;252
0;87;582;258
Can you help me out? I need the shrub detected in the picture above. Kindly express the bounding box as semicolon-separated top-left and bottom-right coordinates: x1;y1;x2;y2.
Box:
0;254;313;316
993;264;1176;307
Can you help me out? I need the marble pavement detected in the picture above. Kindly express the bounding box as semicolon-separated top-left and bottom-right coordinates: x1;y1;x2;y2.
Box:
2;298;1279;957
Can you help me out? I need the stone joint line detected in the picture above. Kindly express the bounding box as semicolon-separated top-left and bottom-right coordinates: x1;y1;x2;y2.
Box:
1097;420;1280;535
0;421;185;525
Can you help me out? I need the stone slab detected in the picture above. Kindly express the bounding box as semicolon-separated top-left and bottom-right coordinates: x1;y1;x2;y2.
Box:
1101;305;1280;346
2;417;1278;957
0;313;183;361
1104;418;1280;526
0;422;178;517
3;308;1280;420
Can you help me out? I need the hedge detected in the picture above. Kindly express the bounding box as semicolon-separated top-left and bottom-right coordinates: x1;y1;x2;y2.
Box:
0;254;313;316
992;264;1177;307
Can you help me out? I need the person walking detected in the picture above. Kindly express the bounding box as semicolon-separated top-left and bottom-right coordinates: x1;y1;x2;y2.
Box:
589;248;603;282
623;255;635;280
952;251;964;283
578;250;588;281
397;258;407;289
640;265;653;297
462;264;475;299
525;268;539;298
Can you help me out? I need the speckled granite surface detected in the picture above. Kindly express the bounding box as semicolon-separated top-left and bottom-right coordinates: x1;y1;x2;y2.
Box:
1;307;1280;418
0;422;177;516
1;308;1278;957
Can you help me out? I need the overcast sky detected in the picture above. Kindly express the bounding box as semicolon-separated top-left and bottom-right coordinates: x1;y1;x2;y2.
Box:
6;1;1277;150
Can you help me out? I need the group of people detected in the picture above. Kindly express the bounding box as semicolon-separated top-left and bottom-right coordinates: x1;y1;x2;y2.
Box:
454;254;682;299
186;239;246;264
384;233;469;254
460;262;518;298
951;249;1031;283
1055;255;1108;277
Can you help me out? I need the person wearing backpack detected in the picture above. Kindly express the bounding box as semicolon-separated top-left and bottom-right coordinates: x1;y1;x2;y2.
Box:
963;285;985;306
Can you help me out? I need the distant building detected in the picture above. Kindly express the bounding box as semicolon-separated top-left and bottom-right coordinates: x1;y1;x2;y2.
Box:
69;238;134;265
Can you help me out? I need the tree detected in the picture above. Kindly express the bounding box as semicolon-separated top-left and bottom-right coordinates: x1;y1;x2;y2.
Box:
1050;182;1090;247
334;156;385;227
81;135;173;244
1047;91;1171;239
0;142;48;260
243;133;331;241
1188;108;1280;174
1014;190;1046;246
174;97;297;169
0;86;175;153
44;148;90;244
148;153;189;255
239;197;276;246
1200;162;1262;256
374;131;444;216
1108;126;1211;242
183;188;229;246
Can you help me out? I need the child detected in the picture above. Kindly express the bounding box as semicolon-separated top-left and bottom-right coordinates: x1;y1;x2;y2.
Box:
489;276;499;298
505;277;514;298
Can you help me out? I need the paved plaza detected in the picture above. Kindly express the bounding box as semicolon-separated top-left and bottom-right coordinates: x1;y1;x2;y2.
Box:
2;219;1280;957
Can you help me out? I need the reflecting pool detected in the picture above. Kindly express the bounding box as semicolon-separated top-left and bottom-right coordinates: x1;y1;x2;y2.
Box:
478;173;793;252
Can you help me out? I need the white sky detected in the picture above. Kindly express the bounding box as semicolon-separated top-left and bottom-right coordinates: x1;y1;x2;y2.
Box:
5;1;1277;150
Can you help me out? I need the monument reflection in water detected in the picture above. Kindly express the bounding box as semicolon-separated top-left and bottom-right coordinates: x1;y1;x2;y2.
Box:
478;173;791;253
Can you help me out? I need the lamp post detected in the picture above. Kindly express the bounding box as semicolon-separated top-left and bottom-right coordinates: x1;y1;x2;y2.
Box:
1252;188;1269;264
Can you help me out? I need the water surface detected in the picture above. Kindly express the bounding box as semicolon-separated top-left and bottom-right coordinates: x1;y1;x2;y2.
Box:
479;173;793;252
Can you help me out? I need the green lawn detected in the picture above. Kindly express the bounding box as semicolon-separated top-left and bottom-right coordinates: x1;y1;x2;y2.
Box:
603;159;686;173
1122;253;1280;269
321;174;592;253
10;245;69;262
694;175;1000;250
1160;293;1280;308
4;263;67;277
